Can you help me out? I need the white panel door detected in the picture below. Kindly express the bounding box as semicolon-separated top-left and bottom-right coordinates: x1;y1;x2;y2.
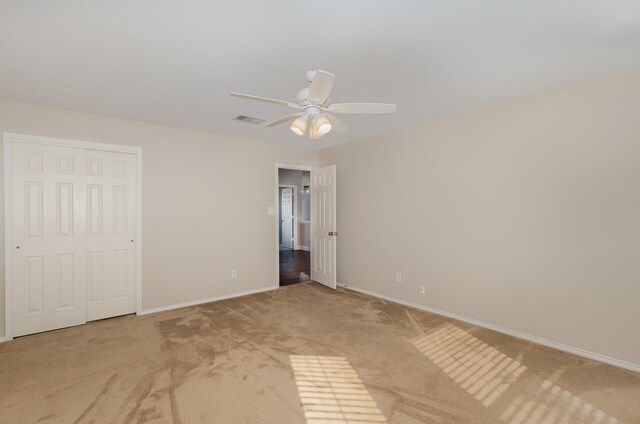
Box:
281;187;294;249
12;142;86;336
311;165;337;289
85;150;137;321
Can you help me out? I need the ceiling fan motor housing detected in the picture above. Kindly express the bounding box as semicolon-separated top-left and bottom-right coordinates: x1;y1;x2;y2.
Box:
297;88;330;108
304;107;321;119
296;88;311;106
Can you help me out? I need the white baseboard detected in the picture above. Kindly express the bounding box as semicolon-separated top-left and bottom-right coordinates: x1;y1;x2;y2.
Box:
295;245;310;251
346;285;640;373
138;285;278;316
0;336;6;344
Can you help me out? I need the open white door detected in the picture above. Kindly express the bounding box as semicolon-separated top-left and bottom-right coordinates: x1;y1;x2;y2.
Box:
280;187;294;249
311;165;337;289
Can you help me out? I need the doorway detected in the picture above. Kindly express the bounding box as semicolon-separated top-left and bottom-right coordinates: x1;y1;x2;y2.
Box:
279;186;295;249
277;167;311;286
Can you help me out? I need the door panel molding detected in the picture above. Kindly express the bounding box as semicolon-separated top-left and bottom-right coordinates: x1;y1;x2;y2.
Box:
3;132;142;341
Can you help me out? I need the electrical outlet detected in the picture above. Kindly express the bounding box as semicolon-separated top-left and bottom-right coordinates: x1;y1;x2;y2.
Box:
231;269;238;279
395;272;402;283
419;284;426;295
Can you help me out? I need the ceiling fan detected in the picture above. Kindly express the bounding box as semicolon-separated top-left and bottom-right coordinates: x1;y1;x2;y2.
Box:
230;70;397;139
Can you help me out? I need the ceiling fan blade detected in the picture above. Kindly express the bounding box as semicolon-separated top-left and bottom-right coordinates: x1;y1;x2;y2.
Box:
308;70;335;105
229;92;299;108
328;103;397;114
327;114;348;134
264;113;303;128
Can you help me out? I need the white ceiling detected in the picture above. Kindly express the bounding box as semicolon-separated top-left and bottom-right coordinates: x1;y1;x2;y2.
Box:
1;1;639;149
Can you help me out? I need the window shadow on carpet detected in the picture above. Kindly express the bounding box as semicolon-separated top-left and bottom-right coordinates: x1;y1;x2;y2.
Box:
290;355;388;423
412;323;527;407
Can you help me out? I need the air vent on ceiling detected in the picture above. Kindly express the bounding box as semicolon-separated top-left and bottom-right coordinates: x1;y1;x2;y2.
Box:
233;115;266;125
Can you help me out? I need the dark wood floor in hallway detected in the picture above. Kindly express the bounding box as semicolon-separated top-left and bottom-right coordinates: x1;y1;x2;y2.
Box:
279;248;310;286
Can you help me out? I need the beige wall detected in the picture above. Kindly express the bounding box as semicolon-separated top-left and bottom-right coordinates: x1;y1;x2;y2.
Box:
3;71;640;366
319;71;640;365
0;99;318;337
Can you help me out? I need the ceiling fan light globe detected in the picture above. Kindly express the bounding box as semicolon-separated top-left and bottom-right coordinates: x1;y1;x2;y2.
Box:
318;123;332;135
290;116;308;136
315;115;332;135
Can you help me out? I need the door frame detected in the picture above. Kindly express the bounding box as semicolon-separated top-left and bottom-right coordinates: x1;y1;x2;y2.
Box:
278;185;297;249
3;132;143;342
275;164;314;286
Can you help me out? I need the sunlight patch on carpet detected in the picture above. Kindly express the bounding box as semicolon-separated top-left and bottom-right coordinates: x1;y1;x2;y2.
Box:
412;323;526;407
501;376;619;424
290;355;388;424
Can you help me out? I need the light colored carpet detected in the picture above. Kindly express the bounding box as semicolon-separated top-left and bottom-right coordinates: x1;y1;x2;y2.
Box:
0;282;638;423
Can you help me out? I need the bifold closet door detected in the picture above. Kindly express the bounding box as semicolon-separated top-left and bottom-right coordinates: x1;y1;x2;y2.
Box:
85;150;137;321
12;142;87;337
